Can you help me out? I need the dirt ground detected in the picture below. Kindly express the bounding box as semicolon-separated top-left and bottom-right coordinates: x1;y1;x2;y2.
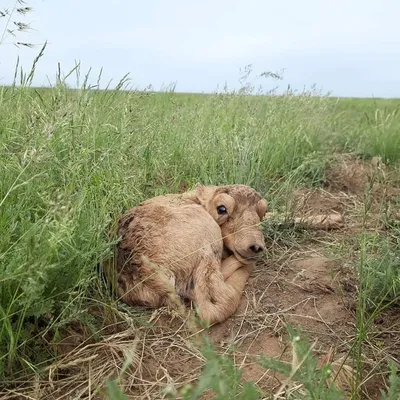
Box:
3;155;399;400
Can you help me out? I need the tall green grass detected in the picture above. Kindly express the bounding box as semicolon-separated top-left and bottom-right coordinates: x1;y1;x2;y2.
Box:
329;97;400;163
1;59;400;398
0;67;337;376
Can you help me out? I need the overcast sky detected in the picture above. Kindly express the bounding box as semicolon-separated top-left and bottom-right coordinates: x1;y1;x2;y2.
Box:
1;0;399;97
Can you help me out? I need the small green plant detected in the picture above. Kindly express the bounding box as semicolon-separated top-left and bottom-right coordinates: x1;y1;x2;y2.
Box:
106;380;128;400
357;234;400;311
259;325;345;400
351;230;400;397
179;337;260;400
178;325;346;400
380;361;400;400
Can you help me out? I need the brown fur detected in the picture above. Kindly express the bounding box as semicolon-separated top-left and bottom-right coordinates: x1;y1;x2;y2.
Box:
112;184;268;325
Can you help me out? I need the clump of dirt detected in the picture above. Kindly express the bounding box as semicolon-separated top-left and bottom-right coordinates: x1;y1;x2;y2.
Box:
294;188;353;216
324;154;400;202
324;154;379;195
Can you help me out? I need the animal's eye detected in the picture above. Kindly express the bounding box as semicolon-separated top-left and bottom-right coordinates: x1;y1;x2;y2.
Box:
217;205;227;216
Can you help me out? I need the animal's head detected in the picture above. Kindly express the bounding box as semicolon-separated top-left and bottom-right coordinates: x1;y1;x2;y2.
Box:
195;184;268;264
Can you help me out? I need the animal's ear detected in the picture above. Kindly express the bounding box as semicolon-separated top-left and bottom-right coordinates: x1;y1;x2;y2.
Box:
256;198;268;219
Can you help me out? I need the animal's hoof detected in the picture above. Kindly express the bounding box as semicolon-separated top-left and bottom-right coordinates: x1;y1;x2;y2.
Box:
294;213;343;230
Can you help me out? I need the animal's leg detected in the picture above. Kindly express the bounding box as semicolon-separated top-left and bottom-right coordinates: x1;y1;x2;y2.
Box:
117;277;170;308
193;259;255;325
225;263;255;288
220;254;246;280
117;263;182;310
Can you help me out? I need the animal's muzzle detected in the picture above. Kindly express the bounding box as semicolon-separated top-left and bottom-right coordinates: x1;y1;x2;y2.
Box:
235;237;266;262
249;244;265;254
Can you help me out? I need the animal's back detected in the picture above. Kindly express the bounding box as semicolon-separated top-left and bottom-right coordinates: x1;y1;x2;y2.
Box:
116;200;223;300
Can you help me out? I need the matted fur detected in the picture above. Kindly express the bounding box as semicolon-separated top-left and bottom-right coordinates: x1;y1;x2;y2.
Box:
111;184;268;324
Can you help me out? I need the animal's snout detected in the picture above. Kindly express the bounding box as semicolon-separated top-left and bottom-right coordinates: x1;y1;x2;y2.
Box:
234;238;266;263
249;244;265;254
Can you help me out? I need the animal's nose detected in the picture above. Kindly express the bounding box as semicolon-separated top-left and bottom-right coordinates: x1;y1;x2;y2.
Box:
249;244;265;254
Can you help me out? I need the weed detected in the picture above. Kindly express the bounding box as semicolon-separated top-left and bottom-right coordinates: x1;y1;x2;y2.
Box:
380;361;400;400
0;0;35;48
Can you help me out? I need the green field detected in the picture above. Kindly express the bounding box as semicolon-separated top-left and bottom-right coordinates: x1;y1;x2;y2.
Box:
1;73;400;399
